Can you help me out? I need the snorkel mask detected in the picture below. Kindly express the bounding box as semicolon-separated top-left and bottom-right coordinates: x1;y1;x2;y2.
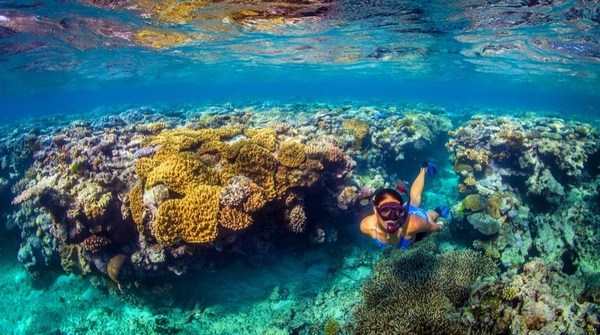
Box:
375;184;411;234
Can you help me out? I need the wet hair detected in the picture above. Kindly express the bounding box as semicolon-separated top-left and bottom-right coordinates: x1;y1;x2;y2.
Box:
372;188;403;206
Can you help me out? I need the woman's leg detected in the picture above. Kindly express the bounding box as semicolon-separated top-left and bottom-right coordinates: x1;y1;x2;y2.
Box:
410;167;427;207
427;210;440;223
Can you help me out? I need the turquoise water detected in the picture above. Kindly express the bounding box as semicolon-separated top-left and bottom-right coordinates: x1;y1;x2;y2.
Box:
1;1;600;334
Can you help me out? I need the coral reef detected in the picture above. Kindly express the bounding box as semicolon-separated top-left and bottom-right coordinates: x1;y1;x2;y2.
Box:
370;109;452;162
461;258;600;334
131;123;354;254
7;105;362;282
1;102;599;335
448;114;599;269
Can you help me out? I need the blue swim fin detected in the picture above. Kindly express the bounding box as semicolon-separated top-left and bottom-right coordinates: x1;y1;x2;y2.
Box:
421;161;437;176
435;205;450;218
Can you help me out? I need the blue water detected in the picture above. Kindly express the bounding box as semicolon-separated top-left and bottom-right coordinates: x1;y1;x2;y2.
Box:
1;0;599;120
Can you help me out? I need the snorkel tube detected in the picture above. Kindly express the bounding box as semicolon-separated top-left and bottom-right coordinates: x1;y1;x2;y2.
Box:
386;184;411;234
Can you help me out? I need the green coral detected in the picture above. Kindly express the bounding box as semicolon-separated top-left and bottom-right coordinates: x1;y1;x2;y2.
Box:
70;162;80;173
462;194;486;212
324;319;340;335
501;285;519;301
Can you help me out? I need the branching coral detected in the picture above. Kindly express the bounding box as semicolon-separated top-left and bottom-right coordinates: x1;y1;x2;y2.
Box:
81;235;110;254
287;205;307;233
351;247;497;335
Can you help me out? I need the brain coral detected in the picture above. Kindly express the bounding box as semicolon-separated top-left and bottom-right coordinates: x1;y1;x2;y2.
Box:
152;185;221;245
146;151;219;195
462;194;486;212
277;142;306;168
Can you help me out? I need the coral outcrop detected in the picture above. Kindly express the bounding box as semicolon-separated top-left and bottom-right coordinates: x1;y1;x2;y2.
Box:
447;115;599;269
461;258;600;334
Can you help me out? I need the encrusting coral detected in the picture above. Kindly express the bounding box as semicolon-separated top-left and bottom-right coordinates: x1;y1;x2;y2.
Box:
277;141;306;168
152;185;221;245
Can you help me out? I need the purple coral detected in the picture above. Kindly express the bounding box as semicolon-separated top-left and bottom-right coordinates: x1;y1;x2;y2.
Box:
220;176;252;208
133;146;156;159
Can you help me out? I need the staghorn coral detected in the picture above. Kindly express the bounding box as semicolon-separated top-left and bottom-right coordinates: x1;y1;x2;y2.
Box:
351;246;497;335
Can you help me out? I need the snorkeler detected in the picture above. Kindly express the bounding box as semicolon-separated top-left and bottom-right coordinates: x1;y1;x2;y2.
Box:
359;162;449;249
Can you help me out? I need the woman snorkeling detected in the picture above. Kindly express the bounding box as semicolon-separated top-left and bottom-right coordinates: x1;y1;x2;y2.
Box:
359;162;449;249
